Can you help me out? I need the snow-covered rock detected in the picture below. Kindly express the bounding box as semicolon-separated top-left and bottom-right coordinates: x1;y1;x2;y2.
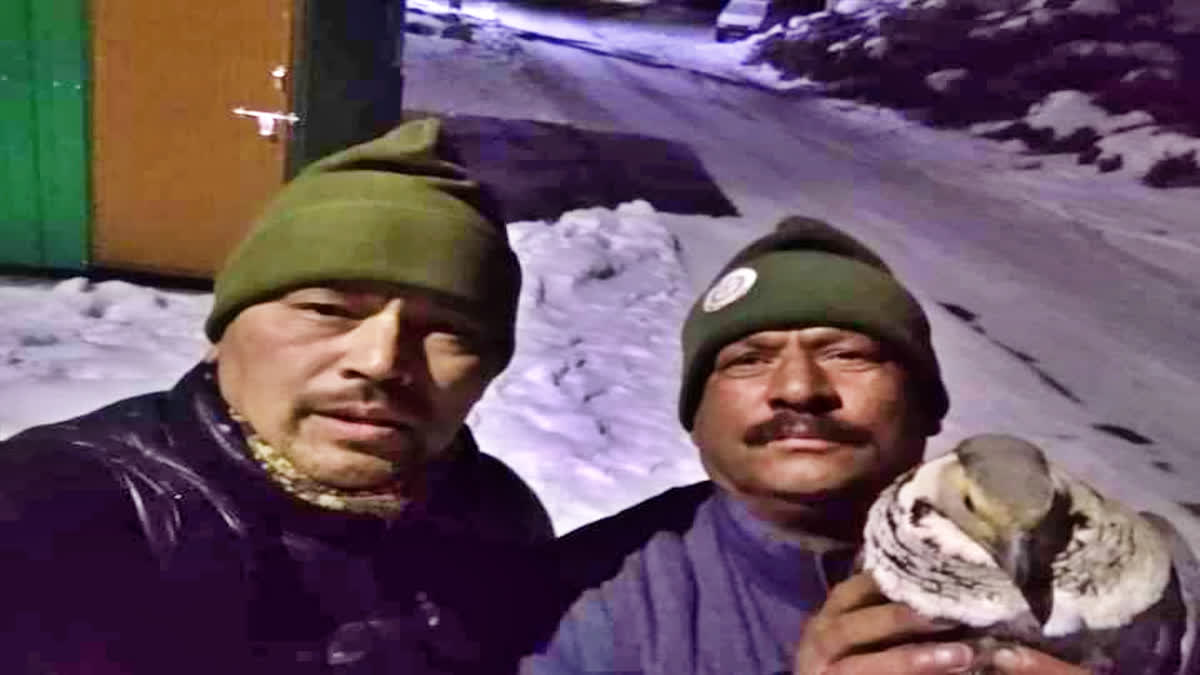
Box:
828;38;857;53
926;68;971;93
1028;8;1056;24
1169;0;1200;32
1047;41;1177;66
970;119;1020;136
833;0;886;14
1127;41;1182;67
969;0;1025;9
749;0;1199;188
1065;0;1120;16
1120;66;1180;85
1095;127;1200;184
1025;90;1155;140
864;35;891;58
1053;40;1125;59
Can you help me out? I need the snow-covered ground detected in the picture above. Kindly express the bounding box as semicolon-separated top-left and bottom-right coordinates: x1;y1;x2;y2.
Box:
466;203;706;531
0;278;211;438
2;2;1198;550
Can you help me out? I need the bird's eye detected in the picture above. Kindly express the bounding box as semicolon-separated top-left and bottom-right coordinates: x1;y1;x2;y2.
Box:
963;495;976;513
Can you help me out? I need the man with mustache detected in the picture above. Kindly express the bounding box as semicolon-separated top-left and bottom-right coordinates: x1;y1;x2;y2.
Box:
524;217;1084;675
0;119;554;674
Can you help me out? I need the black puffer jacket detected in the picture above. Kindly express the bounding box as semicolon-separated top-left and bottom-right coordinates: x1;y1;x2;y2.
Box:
0;364;557;674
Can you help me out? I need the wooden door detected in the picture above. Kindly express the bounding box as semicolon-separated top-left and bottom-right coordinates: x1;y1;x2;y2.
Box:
90;0;295;278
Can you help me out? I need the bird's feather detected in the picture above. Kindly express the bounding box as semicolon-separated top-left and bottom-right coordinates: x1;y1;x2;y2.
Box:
861;437;1196;674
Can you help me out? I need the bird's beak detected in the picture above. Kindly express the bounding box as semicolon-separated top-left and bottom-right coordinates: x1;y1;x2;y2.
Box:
996;532;1054;625
997;533;1032;590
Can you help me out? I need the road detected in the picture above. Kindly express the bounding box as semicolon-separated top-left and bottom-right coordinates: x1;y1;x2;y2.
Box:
400;10;1200;514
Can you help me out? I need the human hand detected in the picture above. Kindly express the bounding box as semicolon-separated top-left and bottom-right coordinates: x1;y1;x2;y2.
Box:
793;572;973;675
990;645;1089;674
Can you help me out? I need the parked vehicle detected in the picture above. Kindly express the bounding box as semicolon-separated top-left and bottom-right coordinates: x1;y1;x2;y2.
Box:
715;0;771;41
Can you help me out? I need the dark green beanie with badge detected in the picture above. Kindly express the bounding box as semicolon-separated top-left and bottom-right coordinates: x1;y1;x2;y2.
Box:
205;117;522;365
678;216;949;433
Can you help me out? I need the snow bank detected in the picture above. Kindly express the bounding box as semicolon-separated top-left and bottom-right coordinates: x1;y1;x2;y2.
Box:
469;202;705;534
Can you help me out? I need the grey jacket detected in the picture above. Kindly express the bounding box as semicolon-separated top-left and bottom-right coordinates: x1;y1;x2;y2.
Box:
524;487;854;675
528;483;1200;675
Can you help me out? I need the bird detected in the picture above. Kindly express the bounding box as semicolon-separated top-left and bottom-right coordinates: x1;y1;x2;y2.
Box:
861;434;1199;675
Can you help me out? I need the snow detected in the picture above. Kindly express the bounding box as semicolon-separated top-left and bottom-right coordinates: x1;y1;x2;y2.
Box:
0;277;211;439
467;202;706;532
1066;0;1119;16
925;68;969;93
833;0;884;13
1053;40;1180;65
1024;90;1154;139
1171;0;1200;31
1095;127;1200;177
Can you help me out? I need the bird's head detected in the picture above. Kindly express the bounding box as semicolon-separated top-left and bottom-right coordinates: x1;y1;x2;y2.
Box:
934;435;1060;600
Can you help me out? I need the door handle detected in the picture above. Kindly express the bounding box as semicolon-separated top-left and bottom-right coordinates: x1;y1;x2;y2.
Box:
232;108;300;137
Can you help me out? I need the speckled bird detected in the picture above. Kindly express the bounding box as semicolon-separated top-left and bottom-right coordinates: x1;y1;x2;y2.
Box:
862;434;1199;675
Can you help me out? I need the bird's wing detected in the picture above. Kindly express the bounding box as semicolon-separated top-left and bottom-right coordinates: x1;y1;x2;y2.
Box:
1044;476;1173;637
1139;512;1199;675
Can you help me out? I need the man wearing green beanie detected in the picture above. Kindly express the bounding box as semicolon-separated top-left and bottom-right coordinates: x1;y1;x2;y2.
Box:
0;118;559;674
525;216;995;675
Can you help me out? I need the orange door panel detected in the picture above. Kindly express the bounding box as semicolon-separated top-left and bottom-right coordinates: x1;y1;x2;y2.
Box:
91;0;294;277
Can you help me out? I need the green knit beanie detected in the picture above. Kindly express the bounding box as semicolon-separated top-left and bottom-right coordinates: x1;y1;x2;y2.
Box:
205;117;521;366
679;216;949;433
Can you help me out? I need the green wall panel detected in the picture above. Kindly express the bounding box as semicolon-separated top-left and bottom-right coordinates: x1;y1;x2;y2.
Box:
0;0;41;266
31;0;89;269
0;0;89;270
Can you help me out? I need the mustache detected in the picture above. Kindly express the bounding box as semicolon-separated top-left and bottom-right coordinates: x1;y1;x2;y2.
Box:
301;382;432;421
743;410;872;446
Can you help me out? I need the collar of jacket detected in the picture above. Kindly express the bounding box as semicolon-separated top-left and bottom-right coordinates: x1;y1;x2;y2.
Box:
162;362;482;549
712;489;857;608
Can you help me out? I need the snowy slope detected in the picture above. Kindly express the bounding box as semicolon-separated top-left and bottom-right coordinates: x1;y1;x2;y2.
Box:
467;202;706;533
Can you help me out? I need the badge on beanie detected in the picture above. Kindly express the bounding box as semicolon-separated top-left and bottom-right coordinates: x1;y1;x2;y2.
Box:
703;267;757;313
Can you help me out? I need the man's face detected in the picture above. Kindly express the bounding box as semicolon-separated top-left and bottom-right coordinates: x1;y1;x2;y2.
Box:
690;326;928;528
215;284;497;492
